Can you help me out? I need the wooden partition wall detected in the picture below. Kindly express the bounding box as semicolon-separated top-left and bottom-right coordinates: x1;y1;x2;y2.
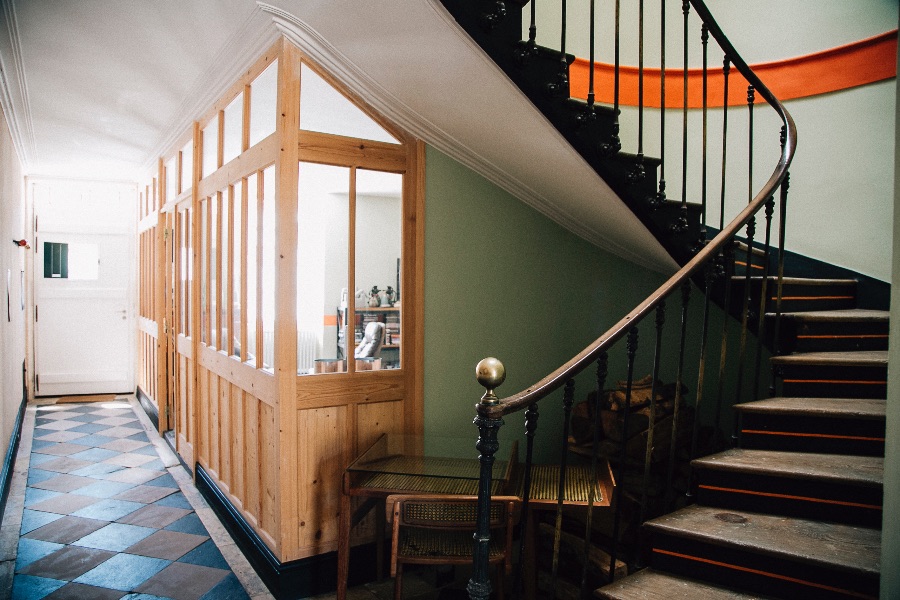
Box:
135;38;425;564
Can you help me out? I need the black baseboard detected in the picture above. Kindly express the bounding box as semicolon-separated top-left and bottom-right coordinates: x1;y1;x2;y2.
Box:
0;395;26;521
195;464;379;599
135;386;159;431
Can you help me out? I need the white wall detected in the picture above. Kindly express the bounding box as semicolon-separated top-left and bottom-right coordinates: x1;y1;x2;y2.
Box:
0;106;26;467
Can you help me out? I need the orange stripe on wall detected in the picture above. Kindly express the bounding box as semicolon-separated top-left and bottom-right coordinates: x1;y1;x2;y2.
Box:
323;314;338;327
569;30;898;108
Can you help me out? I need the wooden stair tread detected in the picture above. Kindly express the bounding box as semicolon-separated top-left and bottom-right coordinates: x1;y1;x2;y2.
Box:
730;276;857;285
596;568;774;599
735;397;886;419
691;448;883;487
771;309;888;322
644;504;881;576
770;350;888;366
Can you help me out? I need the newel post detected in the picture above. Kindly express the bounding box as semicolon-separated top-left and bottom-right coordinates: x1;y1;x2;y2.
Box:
468;358;506;600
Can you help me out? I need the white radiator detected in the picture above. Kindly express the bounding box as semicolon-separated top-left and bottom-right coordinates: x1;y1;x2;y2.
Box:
261;330;318;374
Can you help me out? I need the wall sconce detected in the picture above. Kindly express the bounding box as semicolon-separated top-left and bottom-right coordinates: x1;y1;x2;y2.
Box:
12;239;30;249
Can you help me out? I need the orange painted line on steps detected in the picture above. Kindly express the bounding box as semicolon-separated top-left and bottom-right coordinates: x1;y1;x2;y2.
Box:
698;484;882;511
742;429;884;443
783;379;886;386
652;548;878;600
797;334;888;340
734;261;764;270
772;296;855;301
570;30;897;108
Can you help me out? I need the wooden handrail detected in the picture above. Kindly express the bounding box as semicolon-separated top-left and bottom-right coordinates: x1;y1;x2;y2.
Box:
476;0;796;421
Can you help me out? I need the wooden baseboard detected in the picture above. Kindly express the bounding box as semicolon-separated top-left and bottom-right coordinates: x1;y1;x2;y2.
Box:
195;464;379;599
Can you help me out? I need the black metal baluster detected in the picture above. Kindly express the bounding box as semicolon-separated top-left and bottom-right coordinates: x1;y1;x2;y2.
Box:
713;242;733;442
515;0;539;63
666;282;690;509
640;304;665;525
513;400;539;598
753;196;775;399
548;0;569;97
770;167;790;396
719;58;730;230
601;0;622;156
482;1;507;30
650;0;666;209
580;353;608;598
700;23;709;243
468;358;506;600
550;379;576;590
584;0;597;121
628;0;646;183
672;0;690;233
687;261;714;500
732;85;755;444
609;327;639;580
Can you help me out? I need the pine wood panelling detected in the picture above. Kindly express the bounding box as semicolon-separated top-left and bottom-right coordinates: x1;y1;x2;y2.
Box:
259;400;280;554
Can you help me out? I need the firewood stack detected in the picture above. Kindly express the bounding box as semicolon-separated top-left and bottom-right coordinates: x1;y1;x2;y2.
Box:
570;374;694;514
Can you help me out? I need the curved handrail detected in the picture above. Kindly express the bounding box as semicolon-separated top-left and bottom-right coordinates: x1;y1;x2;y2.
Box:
476;0;796;421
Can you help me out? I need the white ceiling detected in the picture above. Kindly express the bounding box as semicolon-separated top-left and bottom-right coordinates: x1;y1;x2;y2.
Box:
0;0;674;272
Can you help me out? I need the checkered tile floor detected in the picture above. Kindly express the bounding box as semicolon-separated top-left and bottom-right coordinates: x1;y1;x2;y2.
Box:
10;400;253;600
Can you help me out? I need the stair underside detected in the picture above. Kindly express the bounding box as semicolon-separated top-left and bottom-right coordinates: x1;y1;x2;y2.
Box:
596;568;775;599
643;504;881;577
735;397;886;419
691;448;883;487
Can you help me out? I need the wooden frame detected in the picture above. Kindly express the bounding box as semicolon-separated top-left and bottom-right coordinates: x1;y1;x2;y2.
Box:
134;37;425;564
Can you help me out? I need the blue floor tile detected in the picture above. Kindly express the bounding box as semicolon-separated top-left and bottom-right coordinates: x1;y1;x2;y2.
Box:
27;469;58;485
154;493;191;510
67;434;116;448
126;432;151;442
71;498;144;521
69;423;109;434
120;594;175;600
140;459;166;471
74;553;171;591
28;453;58;466
177;540;229;570
70;462;125;478
70;448;120;462
164;513;208;536
145;473;178;489
15;538;64;571
76;479;137;499
30;439;57;450
64;405;101;414
74;522;157;552
132;445;160;456
11;574;67;600
199;572;251;600
68;413;105;423
19;509;64;535
24;487;61;506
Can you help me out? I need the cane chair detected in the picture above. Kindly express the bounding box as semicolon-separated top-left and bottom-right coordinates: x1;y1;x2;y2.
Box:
386;494;519;600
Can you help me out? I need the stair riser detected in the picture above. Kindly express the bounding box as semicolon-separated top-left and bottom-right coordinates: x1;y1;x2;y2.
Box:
777;364;887;399
644;532;879;600
774;320;889;353
738;413;885;456
694;469;883;527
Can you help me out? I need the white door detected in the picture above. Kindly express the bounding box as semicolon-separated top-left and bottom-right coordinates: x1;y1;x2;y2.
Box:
32;180;135;396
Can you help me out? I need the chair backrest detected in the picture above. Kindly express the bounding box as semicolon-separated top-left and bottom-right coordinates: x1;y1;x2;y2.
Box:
354;321;385;358
387;494;519;530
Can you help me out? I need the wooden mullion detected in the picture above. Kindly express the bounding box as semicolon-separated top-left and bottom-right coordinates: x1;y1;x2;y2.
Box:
256;170;264;370
242;83;251;153
156;158;168;432
190;121;202;470
217;110;225;171
205;196;212;348
215;191;224;349
348;167;357;375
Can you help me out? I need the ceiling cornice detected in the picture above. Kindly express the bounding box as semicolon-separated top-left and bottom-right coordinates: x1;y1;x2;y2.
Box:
0;0;34;169
258;1;669;271
139;5;281;178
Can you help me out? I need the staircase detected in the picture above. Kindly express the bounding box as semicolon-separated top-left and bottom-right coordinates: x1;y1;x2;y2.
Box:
598;275;886;599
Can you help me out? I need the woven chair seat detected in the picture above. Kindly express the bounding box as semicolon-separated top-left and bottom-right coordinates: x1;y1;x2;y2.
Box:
398;528;505;561
515;463;604;505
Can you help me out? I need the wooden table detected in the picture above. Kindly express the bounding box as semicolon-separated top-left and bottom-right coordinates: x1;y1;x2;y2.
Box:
336;433;513;600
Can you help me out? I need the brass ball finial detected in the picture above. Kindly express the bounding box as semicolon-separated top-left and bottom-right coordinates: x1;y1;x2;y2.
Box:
476;357;505;406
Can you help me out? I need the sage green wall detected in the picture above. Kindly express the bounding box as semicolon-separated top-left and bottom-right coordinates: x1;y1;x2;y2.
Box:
423;146;694;460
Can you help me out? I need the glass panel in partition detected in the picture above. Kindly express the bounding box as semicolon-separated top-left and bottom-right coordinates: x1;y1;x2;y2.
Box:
299;63;399;144
200;199;208;344
354;169;403;370
246;172;259;365
210;194;219;348
249;61;277;148
165;157;177;203
297;162;349;375
232;183;243;358
261;167;276;371
180;140;192;194
220;189;230;353
202;120;218;179
223;92;243;165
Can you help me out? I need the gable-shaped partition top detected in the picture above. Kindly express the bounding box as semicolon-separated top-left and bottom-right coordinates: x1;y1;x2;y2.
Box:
136;37;424;565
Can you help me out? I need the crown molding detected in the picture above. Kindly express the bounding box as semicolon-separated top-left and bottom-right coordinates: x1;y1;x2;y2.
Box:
139;5;281;177
0;0;34;170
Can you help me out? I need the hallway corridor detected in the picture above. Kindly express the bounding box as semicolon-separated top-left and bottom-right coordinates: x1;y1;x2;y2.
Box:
0;396;271;600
